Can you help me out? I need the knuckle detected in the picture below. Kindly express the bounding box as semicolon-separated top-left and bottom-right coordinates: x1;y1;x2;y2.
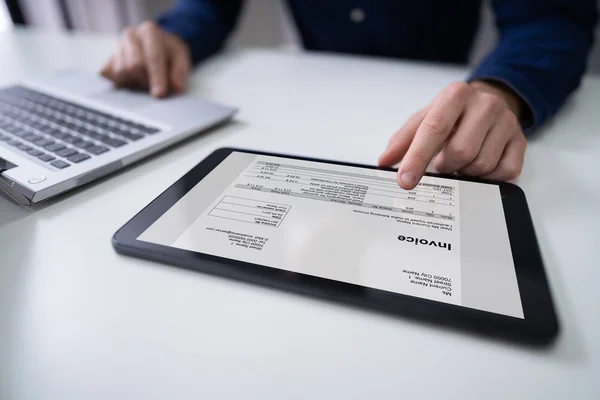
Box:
138;20;158;35
502;108;519;127
503;163;522;180
421;115;449;137
513;131;526;147
470;156;494;175
168;33;185;49
445;81;473;99
121;26;136;38
447;141;478;162
408;152;429;168
146;52;162;64
173;52;191;71
479;93;502;114
129;58;143;69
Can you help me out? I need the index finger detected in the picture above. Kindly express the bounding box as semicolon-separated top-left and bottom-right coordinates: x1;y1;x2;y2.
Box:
137;22;168;98
397;82;472;189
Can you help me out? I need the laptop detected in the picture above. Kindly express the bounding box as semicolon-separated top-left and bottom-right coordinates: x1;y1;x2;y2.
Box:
0;70;237;205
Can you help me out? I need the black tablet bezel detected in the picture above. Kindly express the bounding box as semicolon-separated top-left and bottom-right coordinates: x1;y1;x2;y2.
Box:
113;147;559;345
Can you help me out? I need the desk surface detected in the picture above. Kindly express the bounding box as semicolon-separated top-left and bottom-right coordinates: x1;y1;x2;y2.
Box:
1;29;599;400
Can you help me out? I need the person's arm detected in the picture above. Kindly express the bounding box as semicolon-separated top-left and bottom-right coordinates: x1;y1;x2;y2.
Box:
469;0;598;133
157;0;245;65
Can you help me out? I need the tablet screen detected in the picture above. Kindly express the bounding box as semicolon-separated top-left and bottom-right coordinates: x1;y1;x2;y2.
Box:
139;151;524;318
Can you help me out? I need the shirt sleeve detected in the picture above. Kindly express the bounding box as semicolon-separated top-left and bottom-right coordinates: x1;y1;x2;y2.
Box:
468;0;598;133
156;0;244;65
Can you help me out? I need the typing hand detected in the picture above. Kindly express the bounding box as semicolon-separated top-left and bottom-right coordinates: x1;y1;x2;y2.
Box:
100;21;191;98
378;81;527;190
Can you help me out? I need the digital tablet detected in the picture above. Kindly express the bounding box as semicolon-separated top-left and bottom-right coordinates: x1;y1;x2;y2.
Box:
113;148;559;345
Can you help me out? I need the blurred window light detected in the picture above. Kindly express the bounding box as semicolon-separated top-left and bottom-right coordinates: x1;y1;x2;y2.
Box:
0;1;13;32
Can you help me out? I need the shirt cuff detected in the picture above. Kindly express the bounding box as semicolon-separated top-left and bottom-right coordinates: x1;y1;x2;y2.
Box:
156;12;221;65
468;66;550;135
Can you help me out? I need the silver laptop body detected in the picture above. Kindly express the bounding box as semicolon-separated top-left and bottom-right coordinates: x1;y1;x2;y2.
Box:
0;70;236;205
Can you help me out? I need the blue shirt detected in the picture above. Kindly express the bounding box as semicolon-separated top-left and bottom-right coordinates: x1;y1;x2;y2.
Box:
157;0;597;132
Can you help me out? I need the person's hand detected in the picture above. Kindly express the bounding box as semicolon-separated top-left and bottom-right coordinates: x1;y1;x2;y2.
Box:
100;21;191;98
378;80;527;190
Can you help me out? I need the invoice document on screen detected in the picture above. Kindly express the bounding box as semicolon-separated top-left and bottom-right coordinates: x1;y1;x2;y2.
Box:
139;152;524;318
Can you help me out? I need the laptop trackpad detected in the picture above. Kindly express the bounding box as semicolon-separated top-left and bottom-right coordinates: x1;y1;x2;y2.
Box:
90;89;155;111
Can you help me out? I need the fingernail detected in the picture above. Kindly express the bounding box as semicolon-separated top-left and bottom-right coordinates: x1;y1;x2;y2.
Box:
401;172;417;187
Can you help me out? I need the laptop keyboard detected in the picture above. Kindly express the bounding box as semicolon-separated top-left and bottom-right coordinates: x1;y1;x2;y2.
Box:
0;85;160;170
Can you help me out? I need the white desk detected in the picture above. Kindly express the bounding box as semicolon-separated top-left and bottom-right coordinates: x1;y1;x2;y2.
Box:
1;29;599;400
